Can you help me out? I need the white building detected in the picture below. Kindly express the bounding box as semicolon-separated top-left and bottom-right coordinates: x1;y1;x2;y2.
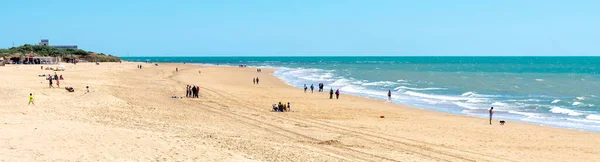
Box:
39;39;78;50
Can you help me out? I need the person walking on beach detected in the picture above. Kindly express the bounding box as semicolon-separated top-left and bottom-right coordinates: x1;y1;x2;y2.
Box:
48;77;54;88
253;78;256;84
329;88;334;99
335;89;340;99
310;84;314;93
195;86;200;98
186;85;190;97
176;67;178;72
319;83;324;92
256;77;259;84
304;84;307;93
192;86;197;98
56;78;60;88
388;90;392;100
489;107;494;125
28;93;34;105
287;102;291;112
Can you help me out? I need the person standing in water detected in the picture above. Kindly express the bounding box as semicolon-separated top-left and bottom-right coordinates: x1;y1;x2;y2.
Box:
28;93;34;105
304;84;307;93
329;88;334;99
310;84;314;93
388;90;392;100
335;89;340;99
489;107;494;125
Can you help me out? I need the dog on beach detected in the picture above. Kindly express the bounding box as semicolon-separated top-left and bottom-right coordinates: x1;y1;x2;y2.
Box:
499;120;506;125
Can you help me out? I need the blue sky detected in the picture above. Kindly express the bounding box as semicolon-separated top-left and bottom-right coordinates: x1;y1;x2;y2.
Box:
1;0;599;56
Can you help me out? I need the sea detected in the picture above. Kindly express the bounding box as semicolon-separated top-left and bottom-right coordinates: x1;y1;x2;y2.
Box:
121;56;600;132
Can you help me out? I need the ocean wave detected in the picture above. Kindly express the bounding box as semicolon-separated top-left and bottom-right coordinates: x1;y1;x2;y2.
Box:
329;79;352;87
507;111;542;118
460;91;500;98
572;102;583;106
396;79;407;82
361;81;398;87
587;114;600;121
454;102;482;110
394;86;446;91
551;99;561;104
576;96;587;101
461;92;477;97
405;91;474;102
535;79;544;82
549;107;584;116
491;102;507;106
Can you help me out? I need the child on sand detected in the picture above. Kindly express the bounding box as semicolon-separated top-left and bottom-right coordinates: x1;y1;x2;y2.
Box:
28;93;34;105
86;86;90;93
287;102;291;112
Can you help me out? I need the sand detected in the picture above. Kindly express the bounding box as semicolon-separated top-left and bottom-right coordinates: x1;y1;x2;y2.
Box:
1;62;598;162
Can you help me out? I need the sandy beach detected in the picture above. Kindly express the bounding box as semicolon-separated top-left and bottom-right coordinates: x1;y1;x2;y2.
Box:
1;62;599;161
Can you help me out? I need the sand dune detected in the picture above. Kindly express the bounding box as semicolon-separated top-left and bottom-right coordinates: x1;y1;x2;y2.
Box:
1;62;598;161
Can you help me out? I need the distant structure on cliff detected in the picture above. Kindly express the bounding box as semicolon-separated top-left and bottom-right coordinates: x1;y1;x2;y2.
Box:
39;39;78;50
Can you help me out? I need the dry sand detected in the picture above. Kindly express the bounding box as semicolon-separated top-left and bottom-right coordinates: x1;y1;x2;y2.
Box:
1;62;599;161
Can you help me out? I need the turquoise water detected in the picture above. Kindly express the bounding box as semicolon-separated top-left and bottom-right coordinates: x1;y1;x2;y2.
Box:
121;56;600;132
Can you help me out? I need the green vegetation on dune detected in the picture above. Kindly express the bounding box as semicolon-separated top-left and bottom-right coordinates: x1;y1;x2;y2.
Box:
0;44;120;62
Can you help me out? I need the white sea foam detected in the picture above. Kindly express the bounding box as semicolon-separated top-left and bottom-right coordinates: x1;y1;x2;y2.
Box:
576;96;587;101
329;79;352;87
508;111;542;118
586;114;600;121
405;91;471;101
535;79;544;82
361;81;398;87
572;102;583;106
551;99;561;104
549;107;584;116
396;79;407;82
461;92;477;97
454;102;481;110
395;86;446;91
491;102;507;106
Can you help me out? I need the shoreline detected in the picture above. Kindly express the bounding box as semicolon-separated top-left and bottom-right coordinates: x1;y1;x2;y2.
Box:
184;62;600;133
2;62;598;161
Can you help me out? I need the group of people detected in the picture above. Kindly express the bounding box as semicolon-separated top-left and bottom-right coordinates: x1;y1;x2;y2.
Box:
47;73;64;88
329;88;340;99
253;77;260;84
303;83;325;93
137;64;143;69
301;83;341;99
272;102;291;112
186;85;200;98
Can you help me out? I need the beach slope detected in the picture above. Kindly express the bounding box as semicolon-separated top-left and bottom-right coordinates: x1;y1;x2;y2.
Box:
1;63;598;161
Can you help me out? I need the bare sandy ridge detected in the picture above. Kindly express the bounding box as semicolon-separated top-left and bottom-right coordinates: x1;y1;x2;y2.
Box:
1;62;599;161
